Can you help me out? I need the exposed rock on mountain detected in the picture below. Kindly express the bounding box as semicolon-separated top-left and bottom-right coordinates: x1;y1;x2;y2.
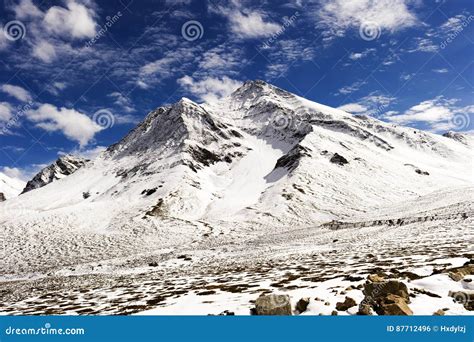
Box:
21;155;88;194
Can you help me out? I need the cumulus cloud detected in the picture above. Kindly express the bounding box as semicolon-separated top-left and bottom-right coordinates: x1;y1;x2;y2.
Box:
211;1;280;38
178;76;242;103
43;1;97;39
32;40;57;63
338;91;396;117
26;104;103;146
337;103;368;113
317;0;418;38
1;84;33;102
0;102;13;122
385;96;473;132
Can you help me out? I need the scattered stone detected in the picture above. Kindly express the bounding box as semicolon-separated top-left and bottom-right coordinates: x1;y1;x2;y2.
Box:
379;294;413;315
255;294;292;315
345;286;355;291
447;264;474;282
336;297;357;311
364;280;410;302
357;303;372;315
218;310;235;316
433;309;445;316
463;278;472;283
448;291;474;311
331;310;338;316
0;193;5;202
296;297;310;313
413;288;441;298
324;301;330;306
148;261;158;267
367;274;385;282
415;169;429;175
330;153;349;166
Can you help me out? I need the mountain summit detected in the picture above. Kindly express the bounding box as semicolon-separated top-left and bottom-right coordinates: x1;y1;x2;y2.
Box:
2;80;472;276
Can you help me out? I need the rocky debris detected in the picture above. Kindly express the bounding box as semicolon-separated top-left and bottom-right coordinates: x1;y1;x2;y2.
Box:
141;188;157;196
0;192;5;202
148;261;158;267
449;291;474;311
412;288;441;298
433;309;445;316
363;280;412;315
274;145;311;172
379;294;413;315
443;131;468;145
415;168;430;176
357;303;373;315
329;153;349;166
254;294;292;315
446;264;474;282
295;297;310;313
336;297;357;311
218;310;235;316
331;310;338;316
367;274;385;282
177;255;192;261
21;155;88;194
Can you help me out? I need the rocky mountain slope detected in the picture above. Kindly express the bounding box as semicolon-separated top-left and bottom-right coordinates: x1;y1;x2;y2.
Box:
0;80;472;315
20;155;88;194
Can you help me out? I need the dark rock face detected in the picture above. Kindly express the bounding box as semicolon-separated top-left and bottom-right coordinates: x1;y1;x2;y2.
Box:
295;297;310;313
255;294;292;315
330;153;349;166
336;296;357;311
21;155;88;194
0;192;5;202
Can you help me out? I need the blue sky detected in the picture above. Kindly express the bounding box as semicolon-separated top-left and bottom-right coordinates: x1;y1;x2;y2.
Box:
0;0;473;180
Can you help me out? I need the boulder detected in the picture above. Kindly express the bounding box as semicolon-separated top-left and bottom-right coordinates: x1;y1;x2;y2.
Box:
255;294;292;315
367;274;385;283
295;297;310;313
433;309;445;316
330;153;349;166
357;303;373;315
447;264;474;282
0;192;5;202
379;295;413;315
363;280;410;302
336;296;357;311
449;291;474;311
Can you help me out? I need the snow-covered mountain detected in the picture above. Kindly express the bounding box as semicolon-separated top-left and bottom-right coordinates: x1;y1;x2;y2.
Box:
21;155;88;194
1;80;473;275
0;172;25;200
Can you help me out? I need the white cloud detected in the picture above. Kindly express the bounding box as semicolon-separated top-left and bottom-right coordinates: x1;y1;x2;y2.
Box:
12;0;42;19
26;104;103;146
432;68;449;73
32;40;57;63
1;84;33;102
337;103;367;113
1;166;26;180
178;76;242;103
385;96;473;132
349;48;376;60
337;80;367;95
108;92;135;113
43;0;97;39
317;0;418;38
212;2;280;38
406;37;438;53
69;145;106;159
0;102;13;122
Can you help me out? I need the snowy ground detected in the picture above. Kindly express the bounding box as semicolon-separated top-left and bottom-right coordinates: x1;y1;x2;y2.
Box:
1;187;472;316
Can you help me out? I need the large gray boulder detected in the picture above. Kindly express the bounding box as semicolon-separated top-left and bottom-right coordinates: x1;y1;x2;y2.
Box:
255;294;292;315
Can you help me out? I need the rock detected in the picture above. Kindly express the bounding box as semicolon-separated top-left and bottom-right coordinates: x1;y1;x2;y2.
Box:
218;310;235;316
363;280;410;302
148;261;158;267
0;193;5;202
255;294;292;315
345;285;355;291
331;310;338;316
433;309;445;316
367;274;385;282
357;303;372;315
296;297;310;313
379;295;413;315
447;264;474;282
324;301;330;306
448;291;474;310
336;297;357;311
330;153;349;166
